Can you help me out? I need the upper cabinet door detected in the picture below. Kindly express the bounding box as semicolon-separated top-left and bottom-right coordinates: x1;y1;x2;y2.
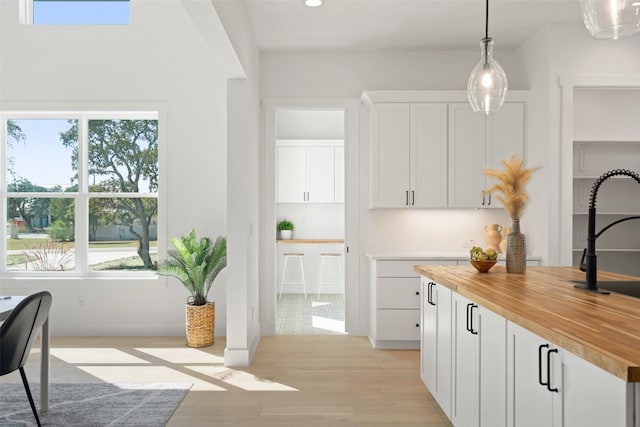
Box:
306;146;335;203
277;146;307;203
370;103;411;208
486;103;525;169
448;103;486;208
411;103;448;208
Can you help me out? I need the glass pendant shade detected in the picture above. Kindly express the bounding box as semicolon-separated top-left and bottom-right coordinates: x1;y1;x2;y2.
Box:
467;38;508;115
580;0;640;39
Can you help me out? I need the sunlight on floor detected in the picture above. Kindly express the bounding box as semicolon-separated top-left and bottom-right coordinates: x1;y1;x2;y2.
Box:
42;344;298;393
135;347;224;364
51;348;150;364
311;301;331;307
312;315;345;334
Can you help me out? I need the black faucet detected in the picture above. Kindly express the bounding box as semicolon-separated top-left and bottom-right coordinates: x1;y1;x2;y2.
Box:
576;169;640;294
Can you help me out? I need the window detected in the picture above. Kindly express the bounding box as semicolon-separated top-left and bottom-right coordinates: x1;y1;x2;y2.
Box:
2;112;159;275
22;0;130;25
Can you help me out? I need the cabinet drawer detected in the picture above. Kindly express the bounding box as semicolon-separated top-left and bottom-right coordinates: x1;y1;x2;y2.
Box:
377;259;457;277
376;278;421;309
376;309;421;341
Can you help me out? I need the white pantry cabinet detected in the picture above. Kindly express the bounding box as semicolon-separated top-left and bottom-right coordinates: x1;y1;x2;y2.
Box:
421;278;452;418
507;321;631;427
368;103;448;208
448;103;525;208
277;140;344;203
451;293;507;427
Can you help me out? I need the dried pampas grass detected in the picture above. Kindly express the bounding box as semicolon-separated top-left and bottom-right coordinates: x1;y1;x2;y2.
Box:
483;156;540;220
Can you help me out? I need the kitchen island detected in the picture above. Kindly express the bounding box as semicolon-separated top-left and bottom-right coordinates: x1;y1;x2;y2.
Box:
415;265;640;427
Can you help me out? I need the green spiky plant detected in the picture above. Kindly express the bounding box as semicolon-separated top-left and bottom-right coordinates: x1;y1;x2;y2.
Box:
158;230;227;306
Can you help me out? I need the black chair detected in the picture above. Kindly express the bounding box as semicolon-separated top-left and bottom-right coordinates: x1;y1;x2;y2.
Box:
0;291;52;427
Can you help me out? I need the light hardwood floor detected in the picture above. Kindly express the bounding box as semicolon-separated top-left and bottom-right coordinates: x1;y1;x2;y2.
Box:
4;335;451;426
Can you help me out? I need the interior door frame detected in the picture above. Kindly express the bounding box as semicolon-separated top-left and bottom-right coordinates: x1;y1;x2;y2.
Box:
261;98;360;335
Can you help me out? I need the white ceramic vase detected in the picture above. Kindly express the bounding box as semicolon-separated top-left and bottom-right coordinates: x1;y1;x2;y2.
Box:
280;230;292;240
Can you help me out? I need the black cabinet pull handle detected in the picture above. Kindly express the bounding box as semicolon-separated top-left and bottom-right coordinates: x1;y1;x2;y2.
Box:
416;323;420;328
547;348;559;392
466;303;474;333
488;193;492;205
405;190;409;206
411;190;415;206
538;344;550;387
416;291;420;295
428;282;436;306
481;194;486;206
469;304;478;335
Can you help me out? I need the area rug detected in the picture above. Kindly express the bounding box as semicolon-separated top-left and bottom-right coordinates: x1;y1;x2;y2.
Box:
0;382;191;427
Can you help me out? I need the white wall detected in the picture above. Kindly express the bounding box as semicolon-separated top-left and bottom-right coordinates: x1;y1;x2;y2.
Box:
0;0;229;336
545;24;640;265
212;0;262;367
261;48;536;336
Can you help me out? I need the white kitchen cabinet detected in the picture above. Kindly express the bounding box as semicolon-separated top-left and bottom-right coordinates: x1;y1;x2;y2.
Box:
277;140;344;203
369;103;448;208
507;321;630;427
451;293;507;427
420;277;452;418
369;258;457;349
448;103;525;208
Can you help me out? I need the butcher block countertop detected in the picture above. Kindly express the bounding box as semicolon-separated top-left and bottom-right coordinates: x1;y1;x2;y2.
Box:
414;265;640;382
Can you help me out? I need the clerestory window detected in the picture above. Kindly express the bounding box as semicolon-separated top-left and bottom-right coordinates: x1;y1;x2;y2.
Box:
21;0;130;25
1;112;159;275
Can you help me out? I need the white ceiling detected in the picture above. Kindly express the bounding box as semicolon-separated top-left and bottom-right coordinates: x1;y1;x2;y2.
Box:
244;0;584;51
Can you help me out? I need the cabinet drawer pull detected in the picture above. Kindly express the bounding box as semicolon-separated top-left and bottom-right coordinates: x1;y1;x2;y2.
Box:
416;291;420;296
411;190;415;206
405;190;409;206
469;304;478;335
466;303;474;333
538;344;550;387
488;193;492;205
428;282;436;306
415;323;420;328
546;348;559;392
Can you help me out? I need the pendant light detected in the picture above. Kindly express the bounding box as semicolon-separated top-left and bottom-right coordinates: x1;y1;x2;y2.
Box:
580;0;640;40
304;0;324;7
467;0;508;115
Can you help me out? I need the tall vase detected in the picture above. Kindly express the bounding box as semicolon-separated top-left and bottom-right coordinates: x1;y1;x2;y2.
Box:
506;220;526;274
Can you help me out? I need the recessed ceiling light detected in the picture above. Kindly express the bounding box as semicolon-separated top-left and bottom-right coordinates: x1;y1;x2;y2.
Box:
304;0;324;7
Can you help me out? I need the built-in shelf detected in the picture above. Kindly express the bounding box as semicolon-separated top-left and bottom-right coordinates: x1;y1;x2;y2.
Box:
572;89;640;278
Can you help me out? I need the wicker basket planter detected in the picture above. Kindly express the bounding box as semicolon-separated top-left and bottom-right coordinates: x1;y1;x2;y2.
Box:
185;302;215;348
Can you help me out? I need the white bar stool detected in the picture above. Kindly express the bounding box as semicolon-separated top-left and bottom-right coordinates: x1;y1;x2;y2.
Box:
279;253;307;299
317;253;343;299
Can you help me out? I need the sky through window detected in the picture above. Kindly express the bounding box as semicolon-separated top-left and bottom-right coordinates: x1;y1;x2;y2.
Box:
33;0;130;25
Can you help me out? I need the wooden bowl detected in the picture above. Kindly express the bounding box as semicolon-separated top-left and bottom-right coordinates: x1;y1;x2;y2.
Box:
470;259;497;273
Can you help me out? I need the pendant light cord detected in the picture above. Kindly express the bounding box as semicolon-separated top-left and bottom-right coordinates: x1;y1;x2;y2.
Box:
485;0;489;40
483;0;490;64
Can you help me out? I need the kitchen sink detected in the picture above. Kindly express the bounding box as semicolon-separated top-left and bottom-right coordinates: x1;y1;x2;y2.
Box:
570;280;640;298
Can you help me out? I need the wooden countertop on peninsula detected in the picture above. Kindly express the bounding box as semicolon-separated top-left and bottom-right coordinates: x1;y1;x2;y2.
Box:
414;265;640;382
276;239;344;244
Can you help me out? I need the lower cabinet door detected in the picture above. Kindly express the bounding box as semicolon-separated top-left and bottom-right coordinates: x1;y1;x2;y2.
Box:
478;306;507;427
507;322;555;427
452;293;477;427
376;309;420;341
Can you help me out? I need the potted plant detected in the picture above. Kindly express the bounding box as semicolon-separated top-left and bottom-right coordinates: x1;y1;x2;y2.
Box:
158;229;227;347
278;219;294;240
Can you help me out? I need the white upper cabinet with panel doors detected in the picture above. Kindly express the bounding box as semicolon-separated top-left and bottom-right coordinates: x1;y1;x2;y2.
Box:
277;140;344;203
448;102;525;208
369;103;448;208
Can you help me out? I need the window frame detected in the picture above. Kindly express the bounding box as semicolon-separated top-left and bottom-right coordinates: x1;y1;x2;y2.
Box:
0;109;165;278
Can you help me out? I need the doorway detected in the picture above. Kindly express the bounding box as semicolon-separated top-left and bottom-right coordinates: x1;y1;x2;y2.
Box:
274;110;346;334
261;100;361;337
